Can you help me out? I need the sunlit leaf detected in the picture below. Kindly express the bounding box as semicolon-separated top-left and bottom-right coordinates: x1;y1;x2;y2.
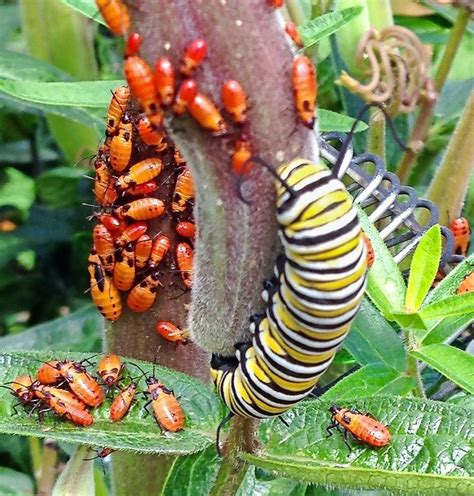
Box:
0;305;102;353
299;7;363;48
0;168;35;219
319;109;367;133
356;208;406;318
406;225;441;312
0;352;221;455
246;397;473;493
0;79;123;108
345;299;406;371
320;364;415;400
411;344;474;394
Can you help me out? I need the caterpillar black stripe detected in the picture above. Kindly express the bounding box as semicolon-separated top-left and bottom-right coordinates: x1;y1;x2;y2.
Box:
211;158;368;419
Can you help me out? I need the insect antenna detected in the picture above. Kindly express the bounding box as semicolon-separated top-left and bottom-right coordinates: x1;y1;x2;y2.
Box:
237;156;297;204
216;411;235;457
332;102;408;178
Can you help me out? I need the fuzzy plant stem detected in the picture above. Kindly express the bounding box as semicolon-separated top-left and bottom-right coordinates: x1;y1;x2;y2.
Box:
108;1;319;494
405;331;426;398
397;7;470;183
367;107;386;159
210;417;259;496
37;439;59;496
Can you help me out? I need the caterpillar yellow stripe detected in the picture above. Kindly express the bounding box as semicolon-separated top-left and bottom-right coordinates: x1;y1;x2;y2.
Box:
211;159;368;419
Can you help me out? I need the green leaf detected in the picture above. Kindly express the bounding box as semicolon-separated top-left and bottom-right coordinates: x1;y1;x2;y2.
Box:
0;49;69;82
420;292;474;320
0;168;35;219
406;225;441;312
0;92;103;131
299;7;363;48
0;5;20;45
345;299;406;371
0;351;220;455
435;79;474;119
238;467;307;496
246;397;473;494
411;344;474;394
162;446;220;496
425;254;474;305
59;0;106;26
0;305;103;353
320;364;415;401
422;313;474;345
37;167;88;208
357;208;406;318
421;1;474;35
0;236;25;269
0;467;33;496
391;310;427;331
0;79;124;108
319;109;367;133
52;445;94;496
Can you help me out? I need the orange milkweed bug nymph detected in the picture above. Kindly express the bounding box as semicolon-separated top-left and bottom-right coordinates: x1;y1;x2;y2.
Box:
127;273;162;312
45;360;105;408
35;386;94;427
94;158;118;207
113;243;136;291
97;354;124;387
188;93;228;135
106;85;130;137
180;38;207;77
93;223;116;275
285;22;303;48
154;57;175;106
116;198;166;221
221;80;248;124
95;0;130;37
110;114;133;172
115;222;148;247
37;360;65;385
126;180;159;197
172;169;194;213
327;405;391;449
88;249;122;322
110;382;138;421
362;233;375;268
450;217;471;257
173;79;198;115
132;361;185;432
292;55;317;128
124;54;163;125
125;32;143;58
148;235;171;270
137;115;166;151
176;221;195;240
155;321;189;344
457;272;474;294
231;135;253;176
115;158;164;190
176;242;193;289
135;234;153;269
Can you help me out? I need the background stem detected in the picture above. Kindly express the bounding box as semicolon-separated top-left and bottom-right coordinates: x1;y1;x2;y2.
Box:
424;91;474;225
397;7;470;183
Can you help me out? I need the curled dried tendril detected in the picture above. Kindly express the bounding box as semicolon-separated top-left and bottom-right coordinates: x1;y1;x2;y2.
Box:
338;26;435;115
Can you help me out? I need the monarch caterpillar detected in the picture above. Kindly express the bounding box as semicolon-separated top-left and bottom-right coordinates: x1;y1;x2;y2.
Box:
211;158;368;420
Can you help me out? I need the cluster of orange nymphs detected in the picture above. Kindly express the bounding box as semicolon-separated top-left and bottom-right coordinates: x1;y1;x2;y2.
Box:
7;355;185;431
